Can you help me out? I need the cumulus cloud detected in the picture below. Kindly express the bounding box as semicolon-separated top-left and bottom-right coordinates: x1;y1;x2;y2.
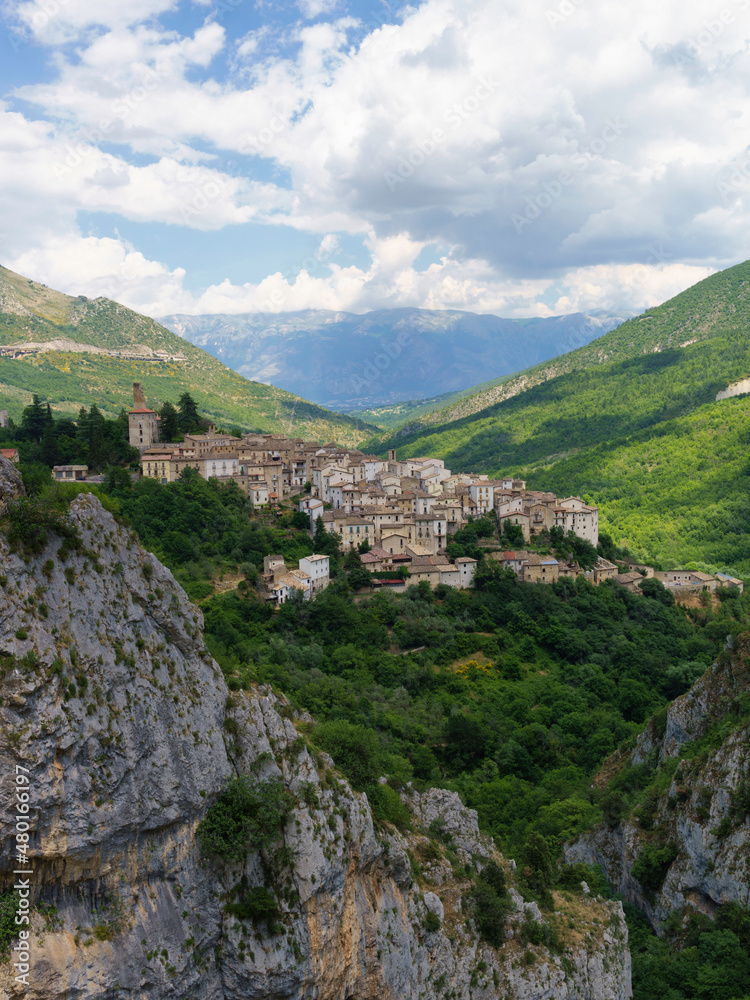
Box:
1;0;747;318
12;0;178;45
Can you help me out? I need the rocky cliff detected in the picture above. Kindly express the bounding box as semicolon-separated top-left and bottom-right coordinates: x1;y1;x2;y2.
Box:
567;632;750;929
0;456;631;999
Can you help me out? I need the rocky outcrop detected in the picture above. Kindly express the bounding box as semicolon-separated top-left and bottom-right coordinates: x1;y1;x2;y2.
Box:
567;635;750;929
0;455;23;511
0;480;631;999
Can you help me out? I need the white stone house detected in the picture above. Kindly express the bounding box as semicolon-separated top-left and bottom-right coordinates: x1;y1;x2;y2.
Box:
299;554;330;594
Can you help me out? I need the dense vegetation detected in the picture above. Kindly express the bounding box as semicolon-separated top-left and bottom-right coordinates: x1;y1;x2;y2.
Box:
100;468;321;600
195;568;750;998
370;260;750;577
0;395;140;473
197;565;746;855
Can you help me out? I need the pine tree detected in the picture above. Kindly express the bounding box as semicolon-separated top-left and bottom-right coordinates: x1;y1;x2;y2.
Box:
159;401;180;441
20;395;48;442
177;392;200;432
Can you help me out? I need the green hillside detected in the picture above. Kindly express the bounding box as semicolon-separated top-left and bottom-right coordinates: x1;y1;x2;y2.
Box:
371;260;750;576
345;372;522;428
0;266;374;445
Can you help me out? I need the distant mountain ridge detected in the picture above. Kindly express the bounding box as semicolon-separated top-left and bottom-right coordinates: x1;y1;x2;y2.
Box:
159;307;634;410
0;266;374;445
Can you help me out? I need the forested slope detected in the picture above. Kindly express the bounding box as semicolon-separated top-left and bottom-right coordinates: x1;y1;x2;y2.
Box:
372;261;750;575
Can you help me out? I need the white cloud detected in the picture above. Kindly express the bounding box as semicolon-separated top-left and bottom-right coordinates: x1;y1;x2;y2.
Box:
7;228;710;321
2;0;748;320
13;0;178;45
297;0;339;18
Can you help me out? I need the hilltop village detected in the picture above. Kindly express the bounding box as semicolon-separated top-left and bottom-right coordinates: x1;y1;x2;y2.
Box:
117;382;746;602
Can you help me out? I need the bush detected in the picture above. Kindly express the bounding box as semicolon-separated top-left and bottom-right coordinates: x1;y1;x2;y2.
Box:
471;862;513;948
0;892;19;957
5;497;80;554
312;720;382;789
225;879;278;924
424;910;441;932
517;832;554;907
632;840;678;892
366;783;411;830
196;771;293;871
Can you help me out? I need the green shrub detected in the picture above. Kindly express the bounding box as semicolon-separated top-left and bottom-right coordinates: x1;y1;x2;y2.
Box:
312;720;381;789
424;911;441;932
5;497;80;554
632;840;678;892
225;879;278;924
471;861;513;948
520;918;560;952
517;832;554;908
731;779;750;822
365;783;411;830
196;771;293;871
0;892;19;958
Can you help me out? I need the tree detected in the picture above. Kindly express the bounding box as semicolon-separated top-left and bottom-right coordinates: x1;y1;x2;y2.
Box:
102;466;133;494
20;395;48;443
177;392;201;432
76;404;106;466
344;548;362;570
501;518;525;547
348;567;372;591
518;831;553;906
159;401;180;442
41;422;59;466
312;719;382;789
313;517;340;556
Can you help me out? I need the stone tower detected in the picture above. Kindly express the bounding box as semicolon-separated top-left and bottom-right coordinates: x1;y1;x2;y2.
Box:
128;382;159;451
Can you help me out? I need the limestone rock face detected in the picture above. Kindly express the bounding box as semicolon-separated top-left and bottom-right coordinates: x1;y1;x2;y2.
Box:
0;455;24;511
567;636;750;928
0;494;631;999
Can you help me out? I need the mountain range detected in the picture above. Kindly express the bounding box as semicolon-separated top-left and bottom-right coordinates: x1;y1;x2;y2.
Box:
159;307;633;410
0;266;373;445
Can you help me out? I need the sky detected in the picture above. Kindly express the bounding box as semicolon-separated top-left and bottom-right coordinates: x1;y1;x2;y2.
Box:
0;0;747;319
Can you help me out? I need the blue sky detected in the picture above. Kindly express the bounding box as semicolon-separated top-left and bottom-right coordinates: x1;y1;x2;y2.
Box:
0;0;747;318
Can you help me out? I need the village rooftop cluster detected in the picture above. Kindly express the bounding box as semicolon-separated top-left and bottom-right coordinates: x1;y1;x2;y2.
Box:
123;383;744;601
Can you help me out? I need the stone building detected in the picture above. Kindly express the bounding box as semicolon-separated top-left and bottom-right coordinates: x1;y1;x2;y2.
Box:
128;382;160;451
